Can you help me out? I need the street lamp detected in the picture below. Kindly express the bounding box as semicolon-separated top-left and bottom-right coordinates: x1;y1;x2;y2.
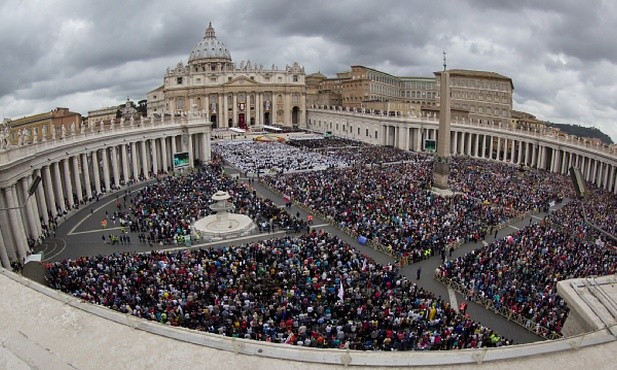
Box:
569;167;617;243
0;175;42;210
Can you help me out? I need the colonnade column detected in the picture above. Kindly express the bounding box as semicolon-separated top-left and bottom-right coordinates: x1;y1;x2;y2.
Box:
130;142;139;181
72;155;83;203
121;144;129;184
161;137;167;172
151;139;159;175
43;165;57;218
481;135;487;158
53;161;66;212
34;168;49;227
102;148;111;191
92;150;101;195
140;140;149;179
5;185;28;260
81;153;92;200
0;226;11;268
63;159;74;208
21;177;41;240
110;146;120;189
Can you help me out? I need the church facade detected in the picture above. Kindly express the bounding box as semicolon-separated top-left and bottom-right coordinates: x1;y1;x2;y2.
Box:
147;23;306;130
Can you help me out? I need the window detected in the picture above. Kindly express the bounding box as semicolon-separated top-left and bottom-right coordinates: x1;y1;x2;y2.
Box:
293;75;298;82
177;77;183;84
196;78;201;84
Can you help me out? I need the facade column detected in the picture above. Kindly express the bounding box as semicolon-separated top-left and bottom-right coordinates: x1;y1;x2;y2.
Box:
92;150;101;196
43;165;57;218
232;93;238;127
140;140;149;179
188;134;195;167
218;94;224;128
63;158;74;208
72;155;83;203
451;131;458;155
53;161;66;212
524;142;530;166
255;93;261;127
81;153;92;200
496;137;502;161
481;135;487;158
204;95;210;124
5;185;28;260
517;140;523;164
591;159;598;185
34;168;49;227
549;147;557;173
171;136;177;160
20;177;40;240
531;144;538;168
201;132;211;162
223;94;229;128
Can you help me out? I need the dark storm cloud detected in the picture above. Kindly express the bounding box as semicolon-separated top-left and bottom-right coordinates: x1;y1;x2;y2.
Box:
1;0;616;141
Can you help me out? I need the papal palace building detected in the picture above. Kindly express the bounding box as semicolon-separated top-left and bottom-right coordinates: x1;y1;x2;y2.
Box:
147;23;306;130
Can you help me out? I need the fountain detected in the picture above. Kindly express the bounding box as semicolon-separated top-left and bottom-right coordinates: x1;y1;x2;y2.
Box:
193;190;257;241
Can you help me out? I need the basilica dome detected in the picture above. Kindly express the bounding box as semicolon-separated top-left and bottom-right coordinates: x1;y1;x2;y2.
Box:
188;23;232;63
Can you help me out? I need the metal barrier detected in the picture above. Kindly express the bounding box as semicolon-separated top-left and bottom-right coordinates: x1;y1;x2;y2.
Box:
435;273;562;340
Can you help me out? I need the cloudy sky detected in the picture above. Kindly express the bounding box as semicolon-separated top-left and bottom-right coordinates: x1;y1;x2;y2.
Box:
2;0;616;141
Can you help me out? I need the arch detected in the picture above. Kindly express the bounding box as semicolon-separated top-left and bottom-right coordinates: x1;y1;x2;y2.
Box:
291;106;300;127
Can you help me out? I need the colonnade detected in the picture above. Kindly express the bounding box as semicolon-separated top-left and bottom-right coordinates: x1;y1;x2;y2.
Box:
0;117;212;268
308;109;617;194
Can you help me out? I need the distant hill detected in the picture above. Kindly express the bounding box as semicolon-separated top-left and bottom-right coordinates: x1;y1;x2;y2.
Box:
545;122;613;145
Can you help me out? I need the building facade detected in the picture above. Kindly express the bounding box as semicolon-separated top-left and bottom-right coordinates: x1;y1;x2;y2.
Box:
147;23;306;130
2;107;82;146
435;69;513;126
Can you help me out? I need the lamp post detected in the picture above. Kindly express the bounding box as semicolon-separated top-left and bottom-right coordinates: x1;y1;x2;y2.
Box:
569;167;617;243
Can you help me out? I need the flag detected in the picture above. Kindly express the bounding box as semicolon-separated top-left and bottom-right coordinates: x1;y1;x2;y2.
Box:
337;280;344;301
362;258;367;272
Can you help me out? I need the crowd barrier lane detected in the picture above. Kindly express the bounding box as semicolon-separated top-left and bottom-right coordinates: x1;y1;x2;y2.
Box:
436;275;561;340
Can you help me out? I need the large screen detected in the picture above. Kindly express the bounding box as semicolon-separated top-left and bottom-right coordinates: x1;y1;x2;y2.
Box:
424;139;436;151
173;152;190;169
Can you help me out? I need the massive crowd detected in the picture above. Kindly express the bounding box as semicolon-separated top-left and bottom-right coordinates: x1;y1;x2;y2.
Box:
43;133;617;348
108;157;305;246
263;156;569;261
213;140;351;175
437;185;617;336
46;231;509;350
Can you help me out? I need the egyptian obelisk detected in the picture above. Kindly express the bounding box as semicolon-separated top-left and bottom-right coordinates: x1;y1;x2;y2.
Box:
432;52;452;194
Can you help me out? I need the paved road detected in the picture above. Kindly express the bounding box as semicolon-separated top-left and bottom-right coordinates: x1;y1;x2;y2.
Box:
36;167;566;345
